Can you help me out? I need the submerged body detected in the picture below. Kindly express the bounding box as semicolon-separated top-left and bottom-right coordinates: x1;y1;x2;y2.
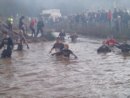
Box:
116;43;130;53
97;45;111;53
70;33;78;42
50;38;64;53
52;44;77;59
59;30;66;41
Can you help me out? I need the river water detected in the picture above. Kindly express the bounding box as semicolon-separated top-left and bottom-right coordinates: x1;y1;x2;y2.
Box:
0;35;130;98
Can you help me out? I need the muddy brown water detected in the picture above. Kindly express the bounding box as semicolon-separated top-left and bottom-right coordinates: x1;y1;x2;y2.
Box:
0;37;130;98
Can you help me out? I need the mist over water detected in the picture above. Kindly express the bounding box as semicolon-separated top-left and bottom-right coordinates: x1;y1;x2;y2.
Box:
0;0;130;16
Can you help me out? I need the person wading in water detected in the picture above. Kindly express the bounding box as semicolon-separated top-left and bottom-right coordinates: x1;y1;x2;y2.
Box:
0;31;14;58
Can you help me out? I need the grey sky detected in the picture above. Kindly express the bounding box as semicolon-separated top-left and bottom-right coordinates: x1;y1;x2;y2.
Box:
0;0;130;16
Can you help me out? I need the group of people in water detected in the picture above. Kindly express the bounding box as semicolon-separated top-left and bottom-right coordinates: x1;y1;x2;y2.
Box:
57;29;78;43
0;26;77;58
51;30;78;60
50;30;78;59
0;15;42;59
0;30;28;58
50;37;77;59
0;13;80;59
1;15;130;59
0;29;130;59
97;36;130;53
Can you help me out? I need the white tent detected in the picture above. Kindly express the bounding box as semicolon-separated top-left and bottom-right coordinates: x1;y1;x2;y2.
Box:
42;9;62;22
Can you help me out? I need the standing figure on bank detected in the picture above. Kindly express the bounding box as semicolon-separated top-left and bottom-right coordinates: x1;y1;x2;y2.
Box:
0;32;14;58
30;18;36;37
36;17;44;37
7;16;14;31
59;29;66;41
19;16;26;35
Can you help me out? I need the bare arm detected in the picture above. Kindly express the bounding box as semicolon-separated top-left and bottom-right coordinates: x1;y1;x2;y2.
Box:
71;50;78;59
49;44;55;53
72;53;78;59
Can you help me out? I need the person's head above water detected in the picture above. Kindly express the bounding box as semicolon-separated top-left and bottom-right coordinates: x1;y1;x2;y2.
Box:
64;44;69;49
56;37;62;43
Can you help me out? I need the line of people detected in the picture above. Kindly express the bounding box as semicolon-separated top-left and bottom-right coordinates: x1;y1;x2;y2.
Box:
5;15;45;38
97;36;130;53
1;30;130;59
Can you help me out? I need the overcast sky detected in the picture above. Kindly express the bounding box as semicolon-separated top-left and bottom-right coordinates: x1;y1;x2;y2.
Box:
17;0;130;10
0;0;130;16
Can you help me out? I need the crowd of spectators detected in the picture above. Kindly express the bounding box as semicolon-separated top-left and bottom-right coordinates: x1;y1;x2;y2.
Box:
49;8;130;33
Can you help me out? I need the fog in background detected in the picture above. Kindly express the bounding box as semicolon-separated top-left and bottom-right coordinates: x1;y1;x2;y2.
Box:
0;0;130;16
